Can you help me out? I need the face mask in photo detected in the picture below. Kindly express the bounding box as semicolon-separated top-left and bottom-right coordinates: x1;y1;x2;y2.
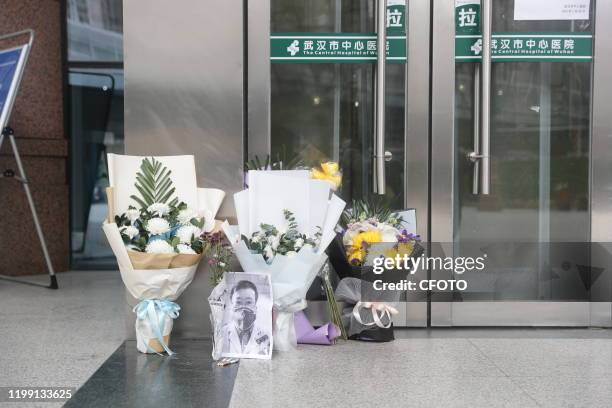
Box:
232;288;257;331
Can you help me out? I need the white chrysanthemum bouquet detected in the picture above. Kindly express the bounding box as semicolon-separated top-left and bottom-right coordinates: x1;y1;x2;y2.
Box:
222;170;345;351
103;154;225;355
115;200;214;256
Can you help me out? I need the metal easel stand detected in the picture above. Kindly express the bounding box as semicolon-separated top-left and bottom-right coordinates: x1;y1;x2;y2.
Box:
0;126;57;289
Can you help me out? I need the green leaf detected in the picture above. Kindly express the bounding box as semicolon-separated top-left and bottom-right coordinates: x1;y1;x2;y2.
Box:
130;194;148;210
135;184;155;205
190;218;205;229
136;174;155;193
131;157;178;208
159;187;177;205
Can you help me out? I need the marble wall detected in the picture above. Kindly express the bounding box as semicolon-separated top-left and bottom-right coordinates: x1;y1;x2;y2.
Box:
0;0;69;276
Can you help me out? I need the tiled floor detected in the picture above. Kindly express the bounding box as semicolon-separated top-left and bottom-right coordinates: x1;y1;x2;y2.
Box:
230;337;612;408
66;340;238;408
2;271;612;408
0;271;125;408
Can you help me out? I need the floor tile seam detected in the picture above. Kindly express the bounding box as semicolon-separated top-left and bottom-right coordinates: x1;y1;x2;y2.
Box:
466;338;544;408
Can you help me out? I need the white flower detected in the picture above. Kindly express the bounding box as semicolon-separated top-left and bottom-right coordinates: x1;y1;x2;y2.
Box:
146;217;171;235
218;262;226;267
251;234;261;244
379;224;400;242
268;235;280;250
264;245;274;260
145;239;174;254
176;244;196;254
147;202;170;217
177;207;199;225
176;225;201;244
286;251;297;258
126;208;140;223
295;238;304;249
120;225;139;240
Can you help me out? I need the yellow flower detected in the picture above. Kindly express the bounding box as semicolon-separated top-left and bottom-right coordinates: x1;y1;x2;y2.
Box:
384;242;416;259
321;161;339;174
351;230;382;248
346;230;382;265
311;161;342;191
348;248;365;265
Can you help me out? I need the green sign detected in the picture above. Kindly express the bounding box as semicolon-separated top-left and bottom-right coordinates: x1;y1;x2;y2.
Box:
270;34;406;63
455;0;481;36
454;1;591;62
270;0;406;63
387;0;407;36
455;33;593;62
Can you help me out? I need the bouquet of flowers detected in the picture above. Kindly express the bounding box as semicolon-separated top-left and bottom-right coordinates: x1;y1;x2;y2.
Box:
327;200;422;342
329;200;421;277
222;170;345;351
114;201;213;256
241;209;321;263
103;154;225;355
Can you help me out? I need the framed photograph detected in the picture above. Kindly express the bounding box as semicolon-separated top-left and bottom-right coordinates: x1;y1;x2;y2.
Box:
221;272;273;359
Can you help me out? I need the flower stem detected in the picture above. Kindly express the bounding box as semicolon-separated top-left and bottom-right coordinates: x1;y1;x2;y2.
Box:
321;262;348;341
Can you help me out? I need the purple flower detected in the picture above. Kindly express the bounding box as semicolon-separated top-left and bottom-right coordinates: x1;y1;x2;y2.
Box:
397;229;421;243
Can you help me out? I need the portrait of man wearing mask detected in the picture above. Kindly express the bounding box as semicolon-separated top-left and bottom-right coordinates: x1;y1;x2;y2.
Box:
222;280;271;356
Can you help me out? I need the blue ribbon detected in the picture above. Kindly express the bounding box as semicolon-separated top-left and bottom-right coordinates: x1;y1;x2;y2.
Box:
148;225;180;242
133;299;181;355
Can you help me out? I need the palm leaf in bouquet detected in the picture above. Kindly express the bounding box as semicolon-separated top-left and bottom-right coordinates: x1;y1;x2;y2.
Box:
130;157;179;208
244;148;302;171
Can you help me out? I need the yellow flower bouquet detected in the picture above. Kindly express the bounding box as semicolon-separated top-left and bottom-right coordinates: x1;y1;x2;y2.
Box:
327;200;422;279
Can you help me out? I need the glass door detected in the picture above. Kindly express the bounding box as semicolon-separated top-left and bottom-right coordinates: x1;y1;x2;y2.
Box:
247;0;431;326
266;0;407;206
431;0;609;326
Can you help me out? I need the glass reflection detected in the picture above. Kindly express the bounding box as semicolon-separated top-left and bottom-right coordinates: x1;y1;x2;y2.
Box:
67;0;123;61
453;0;594;301
270;0;405;208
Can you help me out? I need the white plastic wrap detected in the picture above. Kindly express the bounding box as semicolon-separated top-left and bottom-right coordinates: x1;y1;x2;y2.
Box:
222;171;345;352
103;154;226;354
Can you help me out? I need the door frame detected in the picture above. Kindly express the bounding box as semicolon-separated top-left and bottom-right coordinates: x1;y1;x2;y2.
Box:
430;0;612;327
246;0;612;328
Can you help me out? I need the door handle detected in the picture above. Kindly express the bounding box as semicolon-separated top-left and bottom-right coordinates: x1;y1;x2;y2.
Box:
373;0;387;195
468;0;492;195
470;65;481;194
480;0;492;195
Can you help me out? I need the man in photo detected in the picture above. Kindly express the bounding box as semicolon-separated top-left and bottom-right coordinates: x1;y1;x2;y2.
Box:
222;280;270;356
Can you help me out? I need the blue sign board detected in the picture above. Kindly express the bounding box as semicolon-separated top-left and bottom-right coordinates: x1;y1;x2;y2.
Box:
0;47;23;120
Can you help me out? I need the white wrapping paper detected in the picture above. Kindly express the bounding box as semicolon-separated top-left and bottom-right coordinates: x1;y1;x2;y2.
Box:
223;171;345;352
208;280;227;361
104;154;225;354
